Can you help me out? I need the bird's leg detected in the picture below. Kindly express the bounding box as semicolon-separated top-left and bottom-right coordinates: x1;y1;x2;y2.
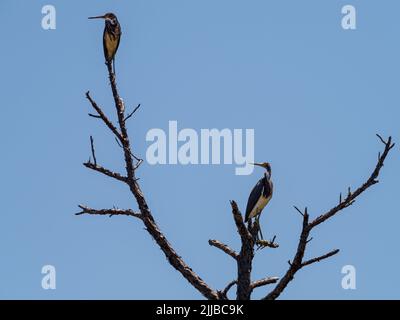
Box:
255;215;264;240
255;217;272;250
113;58;116;75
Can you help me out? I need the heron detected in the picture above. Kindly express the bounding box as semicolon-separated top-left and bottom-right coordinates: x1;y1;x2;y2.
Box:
245;162;273;241
89;13;121;73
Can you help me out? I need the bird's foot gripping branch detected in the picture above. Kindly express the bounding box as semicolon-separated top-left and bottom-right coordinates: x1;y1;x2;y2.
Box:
79;12;394;300
256;238;279;250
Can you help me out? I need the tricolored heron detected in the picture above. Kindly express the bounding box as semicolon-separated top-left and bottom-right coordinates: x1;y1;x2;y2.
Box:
89;13;121;73
245;162;273;240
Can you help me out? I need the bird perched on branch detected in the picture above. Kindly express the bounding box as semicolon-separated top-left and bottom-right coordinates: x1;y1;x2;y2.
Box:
245;162;273;240
89;12;121;73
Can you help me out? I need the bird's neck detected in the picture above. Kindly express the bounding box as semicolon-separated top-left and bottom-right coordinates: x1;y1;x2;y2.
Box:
106;19;117;26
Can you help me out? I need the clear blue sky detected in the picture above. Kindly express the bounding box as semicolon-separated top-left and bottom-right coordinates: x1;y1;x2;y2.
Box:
0;0;398;299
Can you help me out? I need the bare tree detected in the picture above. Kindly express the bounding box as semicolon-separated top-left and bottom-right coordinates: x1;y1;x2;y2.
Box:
77;60;394;300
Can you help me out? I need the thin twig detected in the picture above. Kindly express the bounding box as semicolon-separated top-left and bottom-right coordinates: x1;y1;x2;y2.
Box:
218;280;237;300
85;91;123;141
114;136;143;168
89;136;97;166
301;249;340;267
293;206;304;217
376;133;386;145
88;113;102;119
124;104;141;122
83;162;127;183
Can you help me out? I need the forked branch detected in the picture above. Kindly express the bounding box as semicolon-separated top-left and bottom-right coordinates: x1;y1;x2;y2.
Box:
80;60;219;300
264;135;394;300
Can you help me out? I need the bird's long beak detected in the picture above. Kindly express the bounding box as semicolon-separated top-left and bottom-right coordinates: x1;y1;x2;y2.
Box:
88;15;105;19
250;162;263;167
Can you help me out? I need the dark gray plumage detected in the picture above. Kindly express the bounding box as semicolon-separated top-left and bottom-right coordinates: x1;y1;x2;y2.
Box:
244;162;273;240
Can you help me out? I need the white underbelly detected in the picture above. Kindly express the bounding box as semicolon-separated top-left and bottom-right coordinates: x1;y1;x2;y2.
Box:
248;195;271;219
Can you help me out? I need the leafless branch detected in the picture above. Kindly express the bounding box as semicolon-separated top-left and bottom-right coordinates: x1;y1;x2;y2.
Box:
263;208;310;300
124;104;141;122
76;205;142;218
218;280;237;300
301;249;340;267
229;201;255;300
256;235;279;249
231;200;252;242
209;239;239;260
80;60;219;300
309;135;394;229
83;162;127;183
89;135;97;165
264;135;394;300
85;91;122;141
250;277;279;290
88;113;101;119
114;136;143;167
211;201;280;300
376;133;387;145
293;206;304;217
